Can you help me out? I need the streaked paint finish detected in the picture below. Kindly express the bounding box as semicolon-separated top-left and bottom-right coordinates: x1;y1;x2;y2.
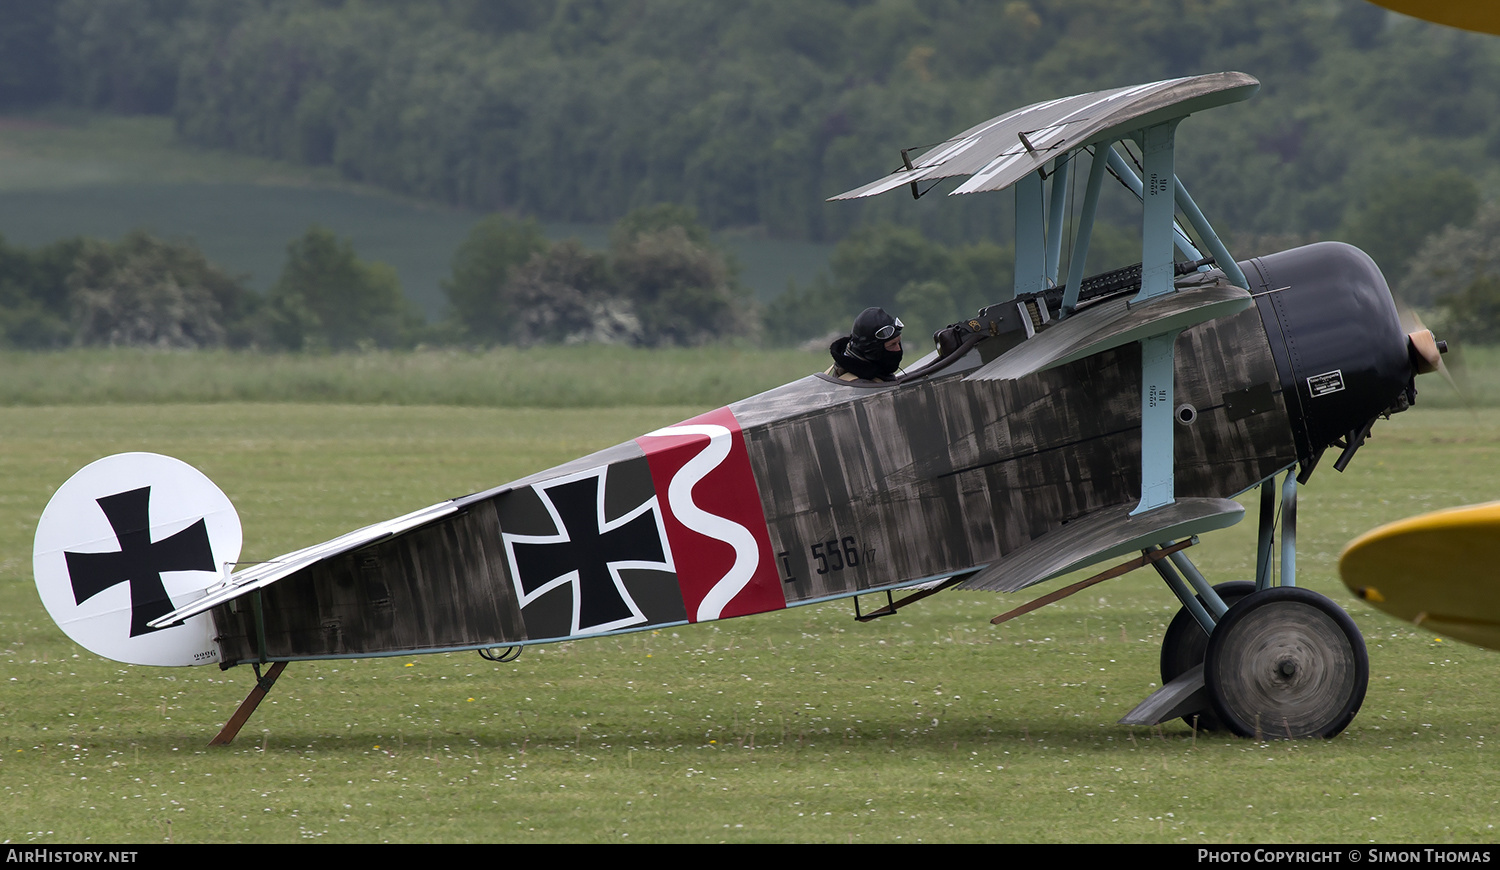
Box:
211;303;1294;666
737;308;1292;605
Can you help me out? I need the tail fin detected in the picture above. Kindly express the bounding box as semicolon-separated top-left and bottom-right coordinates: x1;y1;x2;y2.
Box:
33;453;242;667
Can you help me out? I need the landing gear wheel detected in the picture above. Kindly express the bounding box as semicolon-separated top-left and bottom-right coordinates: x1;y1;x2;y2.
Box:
1203;587;1368;739
1160;581;1257;731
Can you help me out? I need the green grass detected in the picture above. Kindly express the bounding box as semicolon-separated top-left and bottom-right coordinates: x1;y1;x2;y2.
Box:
2;403;1499;843
0;346;829;408
0;342;1490;410
1409;343;1500;408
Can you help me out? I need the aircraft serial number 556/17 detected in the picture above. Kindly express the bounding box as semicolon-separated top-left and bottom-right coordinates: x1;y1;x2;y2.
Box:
811;536;868;574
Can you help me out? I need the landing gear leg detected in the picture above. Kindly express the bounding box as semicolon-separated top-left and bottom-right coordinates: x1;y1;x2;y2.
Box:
1126;468;1369;737
1159;581;1257;731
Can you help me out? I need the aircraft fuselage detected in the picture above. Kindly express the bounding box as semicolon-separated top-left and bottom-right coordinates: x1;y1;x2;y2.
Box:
210;242;1408;667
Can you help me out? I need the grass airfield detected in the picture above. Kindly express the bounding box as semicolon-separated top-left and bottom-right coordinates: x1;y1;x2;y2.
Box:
2;391;1498;844
0;105;1492;844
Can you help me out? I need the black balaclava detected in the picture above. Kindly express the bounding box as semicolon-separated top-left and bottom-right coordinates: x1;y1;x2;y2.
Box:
833;307;903;379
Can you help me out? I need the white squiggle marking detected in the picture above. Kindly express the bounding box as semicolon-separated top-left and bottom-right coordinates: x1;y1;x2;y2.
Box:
642;424;759;622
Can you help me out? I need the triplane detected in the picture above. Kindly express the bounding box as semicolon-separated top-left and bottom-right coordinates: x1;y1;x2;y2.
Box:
34;72;1444;743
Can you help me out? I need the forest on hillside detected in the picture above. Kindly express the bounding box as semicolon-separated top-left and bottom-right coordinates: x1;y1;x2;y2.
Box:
6;1;1498;242
4;0;1500;346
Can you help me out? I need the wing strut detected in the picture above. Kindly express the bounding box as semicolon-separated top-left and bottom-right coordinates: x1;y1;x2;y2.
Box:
1104;143;1202;263
1045;155;1071;287
1132;120;1184;514
1013;150;1081;301
1013;170;1047;299
1060;146;1109;316
1101;139;1250;291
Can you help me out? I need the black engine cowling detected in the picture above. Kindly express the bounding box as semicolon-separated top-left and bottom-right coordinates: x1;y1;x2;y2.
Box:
1239;242;1413;470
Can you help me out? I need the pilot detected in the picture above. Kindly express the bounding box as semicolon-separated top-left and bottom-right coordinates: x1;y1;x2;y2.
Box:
826;307;904;381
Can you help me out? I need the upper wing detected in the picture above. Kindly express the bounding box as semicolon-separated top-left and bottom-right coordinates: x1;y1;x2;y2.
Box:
829;72;1258;201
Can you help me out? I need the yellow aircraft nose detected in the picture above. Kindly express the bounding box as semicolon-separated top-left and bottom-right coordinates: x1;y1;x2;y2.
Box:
1340;502;1500;650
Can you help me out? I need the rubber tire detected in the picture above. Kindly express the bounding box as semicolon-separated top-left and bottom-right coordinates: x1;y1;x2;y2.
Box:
1203;587;1368;739
1160;580;1258;731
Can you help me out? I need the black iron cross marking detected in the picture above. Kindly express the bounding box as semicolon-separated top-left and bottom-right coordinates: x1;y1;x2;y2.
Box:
64;487;215;637
508;474;667;635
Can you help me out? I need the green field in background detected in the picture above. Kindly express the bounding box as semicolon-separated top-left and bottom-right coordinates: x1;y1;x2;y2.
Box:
0;346;830;408
0;114;832;319
0;343;1485;409
2;403;1497;843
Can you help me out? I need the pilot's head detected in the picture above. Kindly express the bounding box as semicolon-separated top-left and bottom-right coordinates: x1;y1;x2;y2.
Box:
848;307;903;373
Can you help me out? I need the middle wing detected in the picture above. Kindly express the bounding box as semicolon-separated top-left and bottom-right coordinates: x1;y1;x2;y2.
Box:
967;277;1252;383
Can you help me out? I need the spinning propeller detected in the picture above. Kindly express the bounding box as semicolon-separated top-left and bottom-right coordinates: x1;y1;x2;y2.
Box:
1399;304;1461;398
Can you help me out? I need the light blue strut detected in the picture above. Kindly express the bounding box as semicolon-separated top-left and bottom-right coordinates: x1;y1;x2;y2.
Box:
1101;143;1251;291
1013;171;1046;298
1061;147;1109;316
1012;155;1074;300
1132;120;1183;515
1004;120;1244;515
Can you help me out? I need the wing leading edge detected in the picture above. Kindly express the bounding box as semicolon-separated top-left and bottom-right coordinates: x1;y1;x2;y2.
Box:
829;72;1258;202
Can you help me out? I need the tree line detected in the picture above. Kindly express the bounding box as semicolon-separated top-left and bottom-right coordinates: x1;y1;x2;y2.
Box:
4;1;1500;344
7;0;1500;248
0;226;412;350
10;182;1500;351
0;204;751;351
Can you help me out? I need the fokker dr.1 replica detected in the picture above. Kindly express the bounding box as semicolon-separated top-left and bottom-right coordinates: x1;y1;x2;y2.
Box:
34;71;1445;743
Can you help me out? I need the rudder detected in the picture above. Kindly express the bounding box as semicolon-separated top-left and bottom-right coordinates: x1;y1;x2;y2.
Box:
33;453;242;667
